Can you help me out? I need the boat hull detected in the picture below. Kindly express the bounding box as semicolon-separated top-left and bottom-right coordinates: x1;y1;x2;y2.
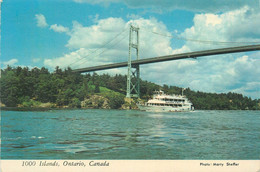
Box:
137;104;193;112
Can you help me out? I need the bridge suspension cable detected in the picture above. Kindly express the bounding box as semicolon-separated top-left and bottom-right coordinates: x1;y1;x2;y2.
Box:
142;28;260;45
74;31;129;68
68;25;130;68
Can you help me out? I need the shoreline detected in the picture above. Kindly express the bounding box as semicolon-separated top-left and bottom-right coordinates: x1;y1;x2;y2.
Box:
0;107;85;112
1;106;259;112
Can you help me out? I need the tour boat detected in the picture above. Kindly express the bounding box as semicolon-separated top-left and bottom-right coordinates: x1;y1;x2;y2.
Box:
137;90;194;112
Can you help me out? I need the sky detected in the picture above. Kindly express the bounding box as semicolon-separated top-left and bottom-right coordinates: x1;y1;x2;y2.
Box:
1;0;260;99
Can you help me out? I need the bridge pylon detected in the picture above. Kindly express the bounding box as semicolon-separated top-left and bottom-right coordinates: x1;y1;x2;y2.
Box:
126;25;140;98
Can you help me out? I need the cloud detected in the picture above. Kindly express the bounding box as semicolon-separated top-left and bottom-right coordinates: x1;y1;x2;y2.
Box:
2;59;18;66
179;6;260;52
44;17;174;69
141;7;260;98
35;14;48;28
88;14;100;23
44;17;173;71
32;58;41;63
44;48;95;69
226;55;260;98
44;7;260;98
126;14;142;20
140;7;260;98
73;0;259;13
74;0;120;5
50;24;70;34
1;59;40;71
232;82;260;99
66;18;127;49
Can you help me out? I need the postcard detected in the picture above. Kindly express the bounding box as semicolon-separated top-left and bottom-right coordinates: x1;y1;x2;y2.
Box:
1;0;259;171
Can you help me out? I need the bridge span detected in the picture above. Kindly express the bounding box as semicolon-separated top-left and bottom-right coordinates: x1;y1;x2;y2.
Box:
72;44;260;73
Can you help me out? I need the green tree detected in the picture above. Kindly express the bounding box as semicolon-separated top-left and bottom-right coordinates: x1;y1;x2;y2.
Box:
0;70;20;106
106;93;125;109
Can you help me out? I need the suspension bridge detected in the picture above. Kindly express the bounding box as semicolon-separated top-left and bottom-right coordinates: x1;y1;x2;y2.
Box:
71;25;260;98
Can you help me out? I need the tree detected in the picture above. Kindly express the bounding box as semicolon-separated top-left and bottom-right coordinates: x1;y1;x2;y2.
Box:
94;83;100;93
0;70;20;106
106;93;125;109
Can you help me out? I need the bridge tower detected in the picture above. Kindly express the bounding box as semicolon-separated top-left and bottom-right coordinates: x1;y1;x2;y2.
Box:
126;25;140;98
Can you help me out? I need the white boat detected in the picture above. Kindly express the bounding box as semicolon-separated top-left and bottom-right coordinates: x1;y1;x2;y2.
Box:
137;90;194;112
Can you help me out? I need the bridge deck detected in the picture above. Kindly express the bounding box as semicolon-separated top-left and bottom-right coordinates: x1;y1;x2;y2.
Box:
72;44;260;73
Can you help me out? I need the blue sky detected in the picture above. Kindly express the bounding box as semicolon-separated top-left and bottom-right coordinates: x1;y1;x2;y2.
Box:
1;0;260;99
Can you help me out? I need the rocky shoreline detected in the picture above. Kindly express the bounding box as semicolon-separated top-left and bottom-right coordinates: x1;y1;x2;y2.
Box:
1;95;139;111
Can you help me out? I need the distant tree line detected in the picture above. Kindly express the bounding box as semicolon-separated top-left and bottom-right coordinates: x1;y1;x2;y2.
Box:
161;86;259;110
0;66;259;110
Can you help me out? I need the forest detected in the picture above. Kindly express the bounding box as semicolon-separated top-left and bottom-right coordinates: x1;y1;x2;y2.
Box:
1;66;259;110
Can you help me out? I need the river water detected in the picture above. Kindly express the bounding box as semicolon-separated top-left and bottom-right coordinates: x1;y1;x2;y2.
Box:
1;109;259;159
